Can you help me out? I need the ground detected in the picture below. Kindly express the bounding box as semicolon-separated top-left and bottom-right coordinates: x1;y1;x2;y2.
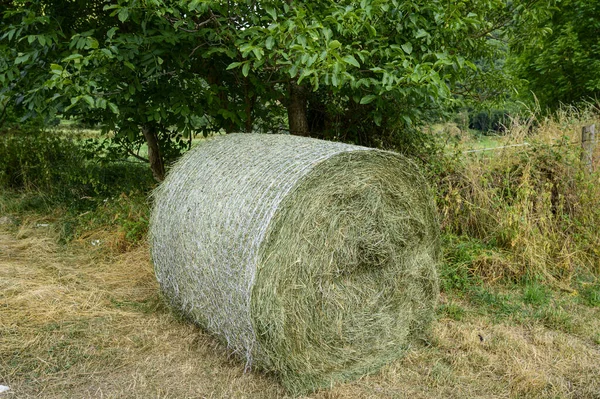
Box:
1;221;600;399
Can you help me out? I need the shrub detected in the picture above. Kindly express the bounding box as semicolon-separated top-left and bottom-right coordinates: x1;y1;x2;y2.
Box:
434;107;600;284
0;129;154;206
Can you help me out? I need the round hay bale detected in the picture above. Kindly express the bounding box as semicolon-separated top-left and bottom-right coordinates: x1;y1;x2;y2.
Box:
149;133;440;393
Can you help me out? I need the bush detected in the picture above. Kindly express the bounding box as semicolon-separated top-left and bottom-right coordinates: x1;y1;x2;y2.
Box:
0;129;154;206
0;128;155;247
434;108;600;284
0;129;81;191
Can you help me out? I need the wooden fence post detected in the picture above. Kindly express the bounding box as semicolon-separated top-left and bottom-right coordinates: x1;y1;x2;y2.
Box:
581;124;596;172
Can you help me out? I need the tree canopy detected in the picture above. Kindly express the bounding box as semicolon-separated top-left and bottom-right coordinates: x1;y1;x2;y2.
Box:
1;0;587;179
511;0;600;110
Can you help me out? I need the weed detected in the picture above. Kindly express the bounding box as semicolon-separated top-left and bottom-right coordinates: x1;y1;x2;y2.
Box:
439;234;486;292
579;282;600;307
438;302;466;321
434;104;600;284
522;282;551;306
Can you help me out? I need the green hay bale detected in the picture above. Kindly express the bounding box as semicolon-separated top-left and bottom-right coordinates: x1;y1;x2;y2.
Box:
149;134;440;394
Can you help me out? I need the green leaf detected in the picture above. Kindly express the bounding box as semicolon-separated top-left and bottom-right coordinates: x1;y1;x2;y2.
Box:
465;60;477;71
415;29;428;39
117;8;129;23
242;62;250;77
107;27;118;40
289;64;298;78
401;42;413;55
6;29;16;41
265;36;275;50
366;24;376;36
360;95;376;104
343;55;360;68
88;38;99;49
374;113;382;126
265;7;277;20
251;48;263;61
188;0;201;11
226;62;243;70
328;40;342;50
14;53;30;65
331;73;339;87
100;48;113;57
82;95;95;107
50;64;63;73
97;98;107;110
297;35;307;47
62;54;83;62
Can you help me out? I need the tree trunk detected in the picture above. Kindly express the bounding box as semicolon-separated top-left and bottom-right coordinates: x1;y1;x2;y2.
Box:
287;82;309;136
142;125;166;182
244;79;255;133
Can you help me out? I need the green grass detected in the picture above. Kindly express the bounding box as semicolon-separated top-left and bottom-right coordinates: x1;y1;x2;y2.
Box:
438;276;584;335
439;234;487;292
522;282;551;306
438;302;466;321
579;281;600;307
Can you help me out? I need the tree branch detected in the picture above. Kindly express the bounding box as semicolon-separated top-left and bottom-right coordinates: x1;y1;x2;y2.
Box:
164;14;216;33
125;146;149;163
471;0;542;39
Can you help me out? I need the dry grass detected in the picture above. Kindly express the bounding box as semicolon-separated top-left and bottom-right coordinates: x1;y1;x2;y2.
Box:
439;105;600;283
2;225;599;398
0;225;283;398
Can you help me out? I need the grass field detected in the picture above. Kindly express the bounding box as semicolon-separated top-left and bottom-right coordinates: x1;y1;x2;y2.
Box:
1;218;599;398
2;109;600;398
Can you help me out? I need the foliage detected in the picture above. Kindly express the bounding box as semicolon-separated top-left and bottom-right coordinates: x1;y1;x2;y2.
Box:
0;0;553;174
468;109;510;134
434;107;600;284
511;0;600;109
439;234;486;292
0;129;153;202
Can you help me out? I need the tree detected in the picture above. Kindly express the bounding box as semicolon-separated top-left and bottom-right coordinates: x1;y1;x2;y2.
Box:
2;1;244;181
1;0;548;179
511;0;600;110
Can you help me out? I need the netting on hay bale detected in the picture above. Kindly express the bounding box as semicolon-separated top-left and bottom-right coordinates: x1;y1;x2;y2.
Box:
149;133;440;394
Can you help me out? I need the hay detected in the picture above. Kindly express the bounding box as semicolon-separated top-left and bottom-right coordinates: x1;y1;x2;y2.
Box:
149;134;440;394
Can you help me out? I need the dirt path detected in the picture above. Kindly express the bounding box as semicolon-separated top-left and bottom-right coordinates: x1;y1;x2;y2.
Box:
1;227;599;398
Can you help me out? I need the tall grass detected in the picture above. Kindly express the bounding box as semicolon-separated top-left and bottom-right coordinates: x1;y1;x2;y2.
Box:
436;104;600;285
